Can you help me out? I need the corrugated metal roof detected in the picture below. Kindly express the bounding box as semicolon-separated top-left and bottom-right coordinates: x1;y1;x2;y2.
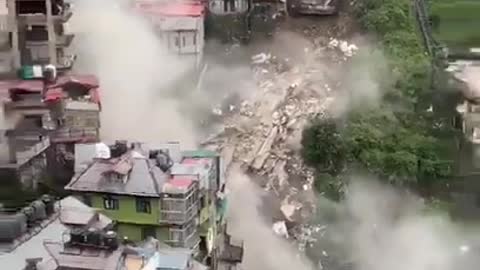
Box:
156;248;192;270
66;150;168;197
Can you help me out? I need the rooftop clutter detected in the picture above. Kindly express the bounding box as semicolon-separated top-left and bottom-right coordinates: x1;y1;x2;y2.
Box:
66;141;219;197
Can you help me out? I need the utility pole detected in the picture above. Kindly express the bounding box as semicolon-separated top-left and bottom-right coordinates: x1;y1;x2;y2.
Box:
45;0;57;66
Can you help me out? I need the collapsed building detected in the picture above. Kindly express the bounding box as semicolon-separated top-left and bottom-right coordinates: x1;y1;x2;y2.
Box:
64;141;242;267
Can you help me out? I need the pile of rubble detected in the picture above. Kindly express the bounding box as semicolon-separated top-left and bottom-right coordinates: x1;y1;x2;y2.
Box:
203;38;358;234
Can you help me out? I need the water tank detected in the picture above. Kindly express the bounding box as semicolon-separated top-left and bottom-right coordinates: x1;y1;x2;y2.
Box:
156;151;173;172
103;230;119;250
22;206;35;227
86;228;101;246
70;228;85;245
110;141;128;158
30;200;47;221
0;213;27;241
41;195;55;216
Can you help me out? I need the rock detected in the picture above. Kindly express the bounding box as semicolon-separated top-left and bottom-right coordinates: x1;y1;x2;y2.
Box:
280;203;296;221
273;160;288;188
272;221;289;238
252;53;272;64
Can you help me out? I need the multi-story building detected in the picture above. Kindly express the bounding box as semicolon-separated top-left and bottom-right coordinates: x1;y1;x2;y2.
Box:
0;73;101;193
0;0;101;196
134;1;206;71
0;0;75;76
65;141;225;259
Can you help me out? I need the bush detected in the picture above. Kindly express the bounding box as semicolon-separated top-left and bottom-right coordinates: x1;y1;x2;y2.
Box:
302;0;453;193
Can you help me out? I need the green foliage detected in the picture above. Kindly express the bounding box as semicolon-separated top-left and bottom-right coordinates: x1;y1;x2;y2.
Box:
302;0;454;193
302;118;347;175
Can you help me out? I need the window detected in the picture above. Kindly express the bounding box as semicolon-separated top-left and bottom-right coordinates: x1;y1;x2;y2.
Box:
103;196;119;210
169;229;183;242
193;34;197;46
182;36;186;47
136;198;152;214
174;36;180;47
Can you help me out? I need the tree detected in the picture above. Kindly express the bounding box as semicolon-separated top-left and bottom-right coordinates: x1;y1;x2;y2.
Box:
301;117;347;175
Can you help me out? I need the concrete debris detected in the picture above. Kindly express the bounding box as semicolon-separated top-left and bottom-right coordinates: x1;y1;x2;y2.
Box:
281;203;296;221
327;38;358;57
251;126;279;170
272;221;289;239
251;52;272;64
212;107;223;116
293;224;327;251
208;44;343;248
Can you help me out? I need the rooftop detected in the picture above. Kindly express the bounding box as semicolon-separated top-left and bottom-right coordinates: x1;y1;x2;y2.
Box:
135;1;205;17
0;74;101;105
37;241;124;270
66;149;168;197
67;142;217;197
0;196;112;270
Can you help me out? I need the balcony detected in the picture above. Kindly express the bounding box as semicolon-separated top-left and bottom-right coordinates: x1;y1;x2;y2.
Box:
165;221;200;249
51;127;99;143
159;201;198;225
4;94;46;110
25;34;75;48
14;136;50;166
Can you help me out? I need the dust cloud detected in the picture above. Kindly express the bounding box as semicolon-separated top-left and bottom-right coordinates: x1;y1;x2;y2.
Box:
70;0;197;148
226;165;315;270
226;166;479;270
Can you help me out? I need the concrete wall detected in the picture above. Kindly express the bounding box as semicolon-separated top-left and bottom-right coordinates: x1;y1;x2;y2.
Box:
117;222;169;243
64;110;100;129
91;195;161;225
17;151;47;190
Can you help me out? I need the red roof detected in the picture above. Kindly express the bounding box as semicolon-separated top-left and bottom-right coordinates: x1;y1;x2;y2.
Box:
135;2;205;17
50;74;100;89
0;74;100;95
169;177;194;188
44;87;65;102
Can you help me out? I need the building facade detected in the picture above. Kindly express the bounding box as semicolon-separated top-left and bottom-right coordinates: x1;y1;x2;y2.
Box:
135;1;205;70
0;0;75;76
65;141;226;260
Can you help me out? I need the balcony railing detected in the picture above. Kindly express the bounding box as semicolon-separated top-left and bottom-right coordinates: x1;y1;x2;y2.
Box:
159;201;198;225
51;127;99;143
15;137;50;165
165;226;200;249
4;97;45;110
17;4;73;25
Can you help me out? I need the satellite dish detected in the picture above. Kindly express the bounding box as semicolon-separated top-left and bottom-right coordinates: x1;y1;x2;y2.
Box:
95;143;111;159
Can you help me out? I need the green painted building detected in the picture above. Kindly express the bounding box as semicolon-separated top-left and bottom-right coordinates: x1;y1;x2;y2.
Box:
65;142;226;256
